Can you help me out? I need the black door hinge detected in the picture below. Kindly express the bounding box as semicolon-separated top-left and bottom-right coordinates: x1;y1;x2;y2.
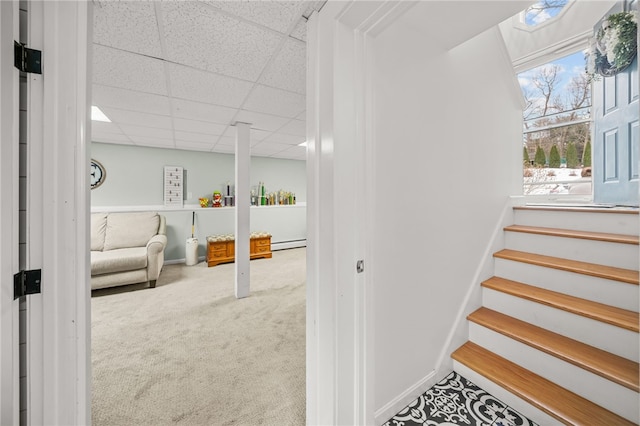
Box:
14;41;42;74
14;269;42;299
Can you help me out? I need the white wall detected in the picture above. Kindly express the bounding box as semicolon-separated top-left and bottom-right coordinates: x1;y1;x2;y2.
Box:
91;142;306;206
370;10;523;414
90;142;306;261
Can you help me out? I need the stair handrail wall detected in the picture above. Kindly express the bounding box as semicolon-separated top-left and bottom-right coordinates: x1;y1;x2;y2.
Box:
434;196;523;376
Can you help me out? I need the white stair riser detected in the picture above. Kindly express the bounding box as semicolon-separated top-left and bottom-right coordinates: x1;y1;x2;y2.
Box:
483;288;639;362
504;232;639;270
494;259;639;312
514;210;638;235
469;323;638;423
452;361;560;426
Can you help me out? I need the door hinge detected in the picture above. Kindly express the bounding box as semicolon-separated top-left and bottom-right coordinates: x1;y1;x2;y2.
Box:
14;41;42;74
14;269;42;299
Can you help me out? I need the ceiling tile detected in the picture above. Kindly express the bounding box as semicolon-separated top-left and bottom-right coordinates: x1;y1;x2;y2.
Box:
174;140;216;152
260;37;306;94
93;84;171;116
167;63;253;108
223;127;272;144
251;141;289;155
173;118;227;135
290;17;307;42
172;99;237;124
160;2;282;81
100;108;172;129
264;132;305;145
296;110;306;120
234;110;290;132
91;133;133;145
93;1;162;58
271;145;307;160
93;45;167;96
201;1;305;34
243;85;305;118
129;135;175;148
277;119;306;137
91;121;125;135
212;143;236;154
119;124;173;140
174;130;220;144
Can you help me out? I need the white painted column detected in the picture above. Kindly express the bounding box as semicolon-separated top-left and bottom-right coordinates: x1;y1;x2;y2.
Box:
235;122;251;299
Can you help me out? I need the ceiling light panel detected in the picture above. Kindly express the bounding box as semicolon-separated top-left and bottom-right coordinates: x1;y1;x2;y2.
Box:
243;85;305;118
93;45;168;96
100;108;173;129
93;84;171;116
160;2;281;82
93;1;162;58
259;37;306;95
201;1;305;34
167;62;253;108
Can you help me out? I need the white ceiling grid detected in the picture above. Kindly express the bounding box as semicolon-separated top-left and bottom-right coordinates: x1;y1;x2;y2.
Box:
92;0;316;160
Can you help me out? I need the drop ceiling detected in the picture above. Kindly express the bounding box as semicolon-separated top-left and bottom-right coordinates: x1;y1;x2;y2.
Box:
91;1;322;161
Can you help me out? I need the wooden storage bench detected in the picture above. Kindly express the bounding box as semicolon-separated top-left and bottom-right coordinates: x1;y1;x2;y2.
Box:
206;232;272;267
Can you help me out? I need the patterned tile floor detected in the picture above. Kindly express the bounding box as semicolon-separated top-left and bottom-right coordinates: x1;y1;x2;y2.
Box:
383;371;538;426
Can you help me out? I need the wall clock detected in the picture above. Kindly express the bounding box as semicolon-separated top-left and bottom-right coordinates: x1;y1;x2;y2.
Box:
91;159;106;190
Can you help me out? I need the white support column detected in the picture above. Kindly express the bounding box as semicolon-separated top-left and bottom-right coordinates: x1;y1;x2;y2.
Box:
235;122;251;299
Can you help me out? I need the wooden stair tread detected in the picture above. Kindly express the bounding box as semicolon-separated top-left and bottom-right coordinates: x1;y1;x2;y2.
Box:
469;307;639;392
482;277;639;332
494;249;639;285
452;342;636;426
504;225;639;245
514;205;639;215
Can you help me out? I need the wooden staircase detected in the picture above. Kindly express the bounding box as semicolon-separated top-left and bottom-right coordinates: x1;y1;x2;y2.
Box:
452;206;640;425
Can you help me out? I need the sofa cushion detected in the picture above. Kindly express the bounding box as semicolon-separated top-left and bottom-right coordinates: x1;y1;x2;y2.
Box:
91;247;148;275
104;212;160;251
91;213;108;251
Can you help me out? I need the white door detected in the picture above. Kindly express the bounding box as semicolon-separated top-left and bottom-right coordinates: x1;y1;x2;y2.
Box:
0;1;20;424
593;3;639;206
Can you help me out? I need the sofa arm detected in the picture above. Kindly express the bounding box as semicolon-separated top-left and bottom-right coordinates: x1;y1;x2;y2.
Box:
147;234;167;282
147;234;167;255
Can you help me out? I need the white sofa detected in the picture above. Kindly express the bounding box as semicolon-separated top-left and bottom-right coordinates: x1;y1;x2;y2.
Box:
90;212;167;290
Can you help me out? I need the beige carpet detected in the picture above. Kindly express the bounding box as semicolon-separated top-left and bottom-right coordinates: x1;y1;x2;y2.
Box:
91;248;306;426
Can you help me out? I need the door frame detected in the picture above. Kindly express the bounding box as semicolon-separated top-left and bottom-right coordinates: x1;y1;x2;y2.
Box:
306;2;415;424
0;1;20;424
23;2;92;424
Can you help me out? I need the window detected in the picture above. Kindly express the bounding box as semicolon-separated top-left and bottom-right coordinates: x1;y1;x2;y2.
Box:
518;50;592;196
523;0;570;27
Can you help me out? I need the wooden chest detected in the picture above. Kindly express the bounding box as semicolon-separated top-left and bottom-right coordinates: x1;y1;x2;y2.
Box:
206;233;272;267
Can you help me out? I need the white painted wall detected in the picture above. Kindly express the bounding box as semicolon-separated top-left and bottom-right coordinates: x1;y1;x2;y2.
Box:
370;8;523;416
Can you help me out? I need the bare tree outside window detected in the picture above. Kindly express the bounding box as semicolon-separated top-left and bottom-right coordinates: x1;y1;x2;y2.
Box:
518;50;592;195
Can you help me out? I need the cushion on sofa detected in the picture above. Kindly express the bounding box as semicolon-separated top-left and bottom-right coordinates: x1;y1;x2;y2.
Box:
91;247;148;275
91;213;108;251
104;212;160;251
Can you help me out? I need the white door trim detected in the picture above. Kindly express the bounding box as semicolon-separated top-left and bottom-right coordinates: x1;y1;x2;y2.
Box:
306;2;415;424
25;2;92;424
0;1;20;423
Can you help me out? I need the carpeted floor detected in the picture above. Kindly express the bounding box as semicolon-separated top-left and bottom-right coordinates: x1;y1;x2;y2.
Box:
91;248;306;426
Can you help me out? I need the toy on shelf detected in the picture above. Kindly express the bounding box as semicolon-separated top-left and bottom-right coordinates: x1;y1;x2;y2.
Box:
199;197;210;208
212;191;222;207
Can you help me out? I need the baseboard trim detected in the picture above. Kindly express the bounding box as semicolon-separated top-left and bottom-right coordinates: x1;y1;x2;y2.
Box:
374;370;438;425
272;240;307;251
